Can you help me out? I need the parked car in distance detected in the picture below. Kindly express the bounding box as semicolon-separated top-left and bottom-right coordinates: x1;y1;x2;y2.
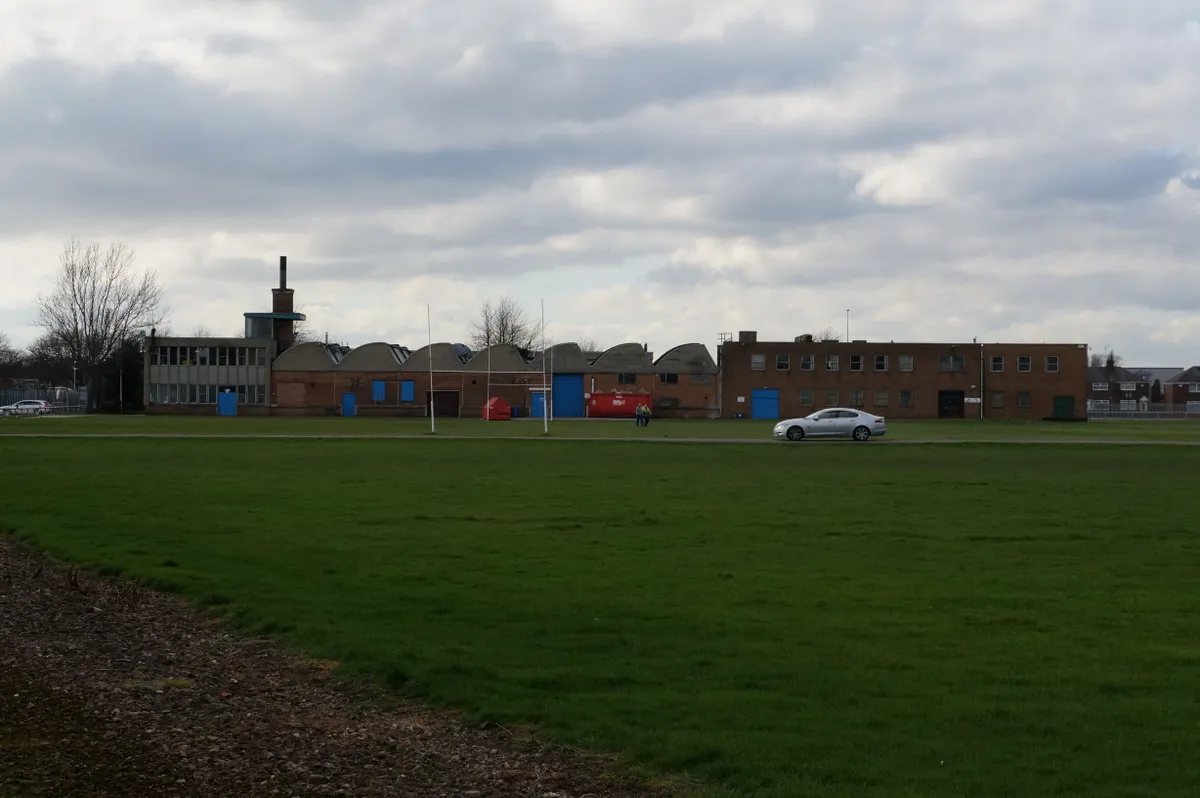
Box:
773;408;887;442
0;399;51;416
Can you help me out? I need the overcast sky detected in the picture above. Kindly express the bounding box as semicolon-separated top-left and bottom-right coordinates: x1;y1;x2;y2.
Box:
2;0;1199;365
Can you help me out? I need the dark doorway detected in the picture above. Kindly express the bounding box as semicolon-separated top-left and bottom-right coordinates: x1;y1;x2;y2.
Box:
938;390;965;418
426;390;460;418
1052;395;1076;419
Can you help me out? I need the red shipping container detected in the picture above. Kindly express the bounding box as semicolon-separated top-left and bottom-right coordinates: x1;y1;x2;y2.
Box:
586;393;651;418
482;396;512;420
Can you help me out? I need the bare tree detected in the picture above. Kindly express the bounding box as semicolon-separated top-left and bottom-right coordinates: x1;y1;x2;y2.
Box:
576;337;603;352
293;303;320;345
469;296;537;350
0;332;21;377
35;239;167;410
191;324;214;337
1089;350;1122;368
812;326;841;342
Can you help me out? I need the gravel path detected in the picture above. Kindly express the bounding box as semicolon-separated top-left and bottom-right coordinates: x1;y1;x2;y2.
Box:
0;538;665;798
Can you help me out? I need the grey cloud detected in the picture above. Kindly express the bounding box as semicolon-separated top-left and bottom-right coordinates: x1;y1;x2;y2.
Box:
2;0;1200;361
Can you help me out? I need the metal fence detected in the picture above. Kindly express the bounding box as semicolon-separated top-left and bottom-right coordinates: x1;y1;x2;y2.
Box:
1087;402;1200;420
0;386;89;414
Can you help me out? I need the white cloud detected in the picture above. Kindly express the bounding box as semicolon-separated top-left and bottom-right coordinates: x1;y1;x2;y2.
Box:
1;0;1199;368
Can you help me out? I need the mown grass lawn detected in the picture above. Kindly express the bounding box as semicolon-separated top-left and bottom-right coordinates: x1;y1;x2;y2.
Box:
2;437;1198;797
4;412;1200;442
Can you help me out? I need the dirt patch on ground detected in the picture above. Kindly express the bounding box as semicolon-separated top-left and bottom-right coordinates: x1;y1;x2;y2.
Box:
0;537;670;797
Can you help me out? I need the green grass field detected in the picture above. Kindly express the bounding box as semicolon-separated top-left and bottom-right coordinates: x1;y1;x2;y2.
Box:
3;413;1200;441
2;436;1199;797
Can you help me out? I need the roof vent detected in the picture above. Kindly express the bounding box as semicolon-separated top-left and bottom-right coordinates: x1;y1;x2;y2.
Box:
795;334;813;342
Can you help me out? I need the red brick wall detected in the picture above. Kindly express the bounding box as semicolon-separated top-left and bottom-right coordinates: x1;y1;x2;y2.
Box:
719;340;1088;420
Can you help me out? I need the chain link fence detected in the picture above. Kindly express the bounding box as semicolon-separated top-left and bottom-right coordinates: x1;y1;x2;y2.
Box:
0;386;89;414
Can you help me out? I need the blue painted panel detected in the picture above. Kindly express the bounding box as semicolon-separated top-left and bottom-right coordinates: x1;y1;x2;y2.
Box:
371;380;386;402
401;380;415;402
341;392;357;417
216;390;237;416
750;389;780;420
531;392;547;419
551;374;585;417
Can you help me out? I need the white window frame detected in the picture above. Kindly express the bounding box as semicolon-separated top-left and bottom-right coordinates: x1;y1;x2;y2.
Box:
1045;356;1059;373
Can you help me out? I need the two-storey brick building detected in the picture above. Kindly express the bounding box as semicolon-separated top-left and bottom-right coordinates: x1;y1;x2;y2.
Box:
718;332;1088;420
1164;367;1200;412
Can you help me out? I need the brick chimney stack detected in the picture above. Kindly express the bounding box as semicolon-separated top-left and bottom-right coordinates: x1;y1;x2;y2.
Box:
271;255;296;351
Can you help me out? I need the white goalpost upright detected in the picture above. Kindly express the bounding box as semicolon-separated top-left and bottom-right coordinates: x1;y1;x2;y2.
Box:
427;303;436;434
541;298;549;434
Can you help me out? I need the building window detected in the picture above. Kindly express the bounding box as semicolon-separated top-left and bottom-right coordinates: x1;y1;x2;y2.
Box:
618;373;637;384
1018;391;1031;408
150;349;161;366
799;390;814;406
237;348;248;367
372;380;386;402
899;389;914;408
990;356;1004;372
874;355;888;371
237;385;248;403
1045;356;1059;373
1018;356;1031;372
939;355;965;372
874;390;888;407
1188;401;1200;412
658;373;679;384
850;354;863;372
825;354;840;371
254;385;267;404
1191;384;1200;394
750;354;766;371
1092;399;1110;411
689;374;710;385
824;389;839;406
990;391;1004;408
775;354;790;371
849;389;864;407
1091;382;1109;392
899;355;914;372
1119;400;1136;411
799;354;814;371
401;380;415;402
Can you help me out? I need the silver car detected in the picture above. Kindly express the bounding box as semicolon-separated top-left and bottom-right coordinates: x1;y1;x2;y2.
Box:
773;408;887;442
0;399;51;416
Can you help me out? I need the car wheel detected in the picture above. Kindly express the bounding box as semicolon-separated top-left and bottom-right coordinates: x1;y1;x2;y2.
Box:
786;426;805;441
852;426;871;442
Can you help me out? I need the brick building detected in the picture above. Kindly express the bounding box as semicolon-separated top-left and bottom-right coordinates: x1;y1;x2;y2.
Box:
269;339;719;418
718;331;1088;420
1086;360;1152;413
1164;366;1200;411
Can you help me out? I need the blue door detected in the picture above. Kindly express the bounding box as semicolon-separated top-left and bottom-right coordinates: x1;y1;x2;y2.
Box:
750;389;780;419
216;389;237;416
531;392;547;419
341;392;357;416
552;374;585;417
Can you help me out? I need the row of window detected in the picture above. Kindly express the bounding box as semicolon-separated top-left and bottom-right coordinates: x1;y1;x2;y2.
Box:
1091;381;1144;392
150;346;268;367
1092;400;1200;410
148;383;267;405
754;353;1062;374
796;389;1035;409
616;373;711;385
